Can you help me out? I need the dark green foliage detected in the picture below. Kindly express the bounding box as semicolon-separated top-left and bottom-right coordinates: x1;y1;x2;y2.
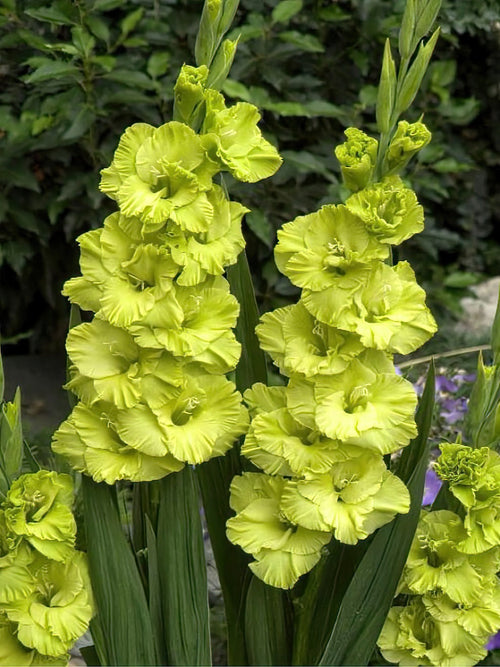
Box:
1;0;499;350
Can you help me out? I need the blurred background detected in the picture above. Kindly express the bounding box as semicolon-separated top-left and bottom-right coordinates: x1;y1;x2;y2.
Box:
0;0;499;431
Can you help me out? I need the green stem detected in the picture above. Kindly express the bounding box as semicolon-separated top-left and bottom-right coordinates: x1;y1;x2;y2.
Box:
397;344;491;369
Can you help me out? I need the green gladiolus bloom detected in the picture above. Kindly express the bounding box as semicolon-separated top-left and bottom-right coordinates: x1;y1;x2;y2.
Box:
242;401;364;477
280;453;410;543
146;373;249;464
274;204;388;291
129;277;241;374
4;553;93;659
378;597;488;667
304;261;437;354
401;510;484;605
385;121;432;174
3;472;75;563
435;443;500;553
435;443;500;509
287;350;418;455
65;319;143;409
243;383;287;418
257;302;365;378
52;403;184;484
0;616;66;667
226;473;331;588
345;176;424;245
167;185;247;286
334;127;378;192
201;89;282;183
423;582;500;639
100;121;218;229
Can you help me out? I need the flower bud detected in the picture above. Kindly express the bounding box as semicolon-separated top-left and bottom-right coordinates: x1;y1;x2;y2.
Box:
384;120;431;174
334;127;378;192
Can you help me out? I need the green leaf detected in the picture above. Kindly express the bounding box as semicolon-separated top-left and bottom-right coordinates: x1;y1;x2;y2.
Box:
197;450;250;666
71;26;96;57
82;477;158;666
24;4;76;25
102;69;154;89
145;516;167;665
292;540;367;666
279;31;324;53
245;209;273;248
24;61;80;84
120;7;144;37
443;271;481;288
0;350;3;402
226;250;267;391
62;106;95;141
318;362;435;666
85;15;110;44
272;0;303;24
245;577;292;665
156;468;211;666
147;52;170;79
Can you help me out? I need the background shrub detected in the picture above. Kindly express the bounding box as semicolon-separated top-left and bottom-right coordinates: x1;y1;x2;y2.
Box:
0;0;499;351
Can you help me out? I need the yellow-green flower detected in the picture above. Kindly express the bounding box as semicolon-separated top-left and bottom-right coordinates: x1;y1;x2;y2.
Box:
241;385;363;477
287;350;418;455
226;473;331;589
201;89;282;183
257;301;365;379
100;121;218;229
385;121;432;174
280;453;410;544
400;511;484;605
3;472;76;563
167;185;247;286
334;127;378;192
52;403;184;484
303;261;437;354
274;204;388;291
345;176;424;245
378;596;488;667
4;553;93;659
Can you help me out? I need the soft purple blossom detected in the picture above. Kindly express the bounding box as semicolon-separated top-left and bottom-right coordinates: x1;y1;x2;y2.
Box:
422;467;442;506
440;396;468;425
486;631;500;651
435;375;458;393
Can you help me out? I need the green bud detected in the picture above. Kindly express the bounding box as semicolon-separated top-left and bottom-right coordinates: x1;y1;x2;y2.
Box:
206;38;239;91
414;0;441;46
376;39;397;134
491;284;500;364
173;64;209;126
398;0;416;60
195;0;224;67
466;353;500;449
396;27;440;114
334;127;378;192
195;0;239;68
384;120;431;174
0;387;23;496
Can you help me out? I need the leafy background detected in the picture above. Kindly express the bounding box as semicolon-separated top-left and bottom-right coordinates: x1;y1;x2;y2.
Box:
0;0;499;352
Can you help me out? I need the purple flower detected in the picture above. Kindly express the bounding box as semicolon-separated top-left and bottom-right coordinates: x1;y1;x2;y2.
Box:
440;397;468;425
486;631;500;651
422;468;442;506
435;375;458;393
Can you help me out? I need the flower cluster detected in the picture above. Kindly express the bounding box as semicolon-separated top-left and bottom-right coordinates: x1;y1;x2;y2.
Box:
226;125;437;588
378;443;500;666
0;470;93;665
52;65;281;483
